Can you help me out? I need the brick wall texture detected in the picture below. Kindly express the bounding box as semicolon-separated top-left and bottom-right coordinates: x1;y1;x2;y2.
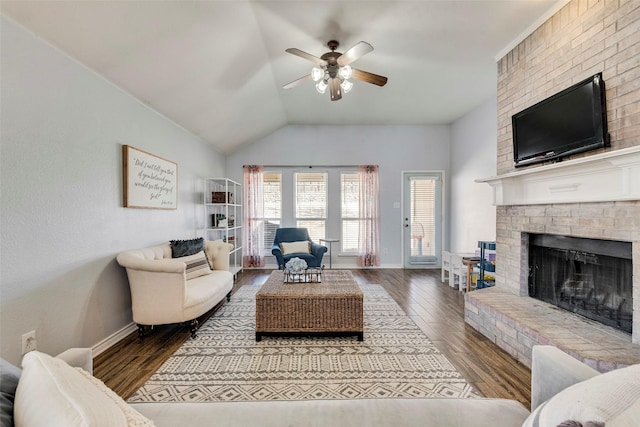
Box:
497;0;640;176
486;0;640;349
495;0;640;294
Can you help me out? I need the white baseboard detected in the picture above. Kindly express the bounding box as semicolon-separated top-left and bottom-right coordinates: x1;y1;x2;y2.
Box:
376;264;403;269
92;322;137;357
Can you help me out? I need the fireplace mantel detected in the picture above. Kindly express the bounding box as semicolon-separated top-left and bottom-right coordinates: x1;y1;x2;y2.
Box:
476;146;640;206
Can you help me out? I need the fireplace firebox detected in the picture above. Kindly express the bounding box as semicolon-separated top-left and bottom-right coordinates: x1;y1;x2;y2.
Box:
528;234;633;334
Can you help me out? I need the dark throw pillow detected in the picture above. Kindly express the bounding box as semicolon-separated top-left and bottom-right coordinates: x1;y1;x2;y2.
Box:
557;422;605;427
170;237;205;258
1;358;21;427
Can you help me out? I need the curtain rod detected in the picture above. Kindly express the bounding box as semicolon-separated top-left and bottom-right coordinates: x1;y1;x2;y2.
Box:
244;165;378;169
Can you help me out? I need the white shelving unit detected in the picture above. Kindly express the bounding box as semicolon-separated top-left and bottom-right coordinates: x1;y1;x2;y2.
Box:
202;178;242;277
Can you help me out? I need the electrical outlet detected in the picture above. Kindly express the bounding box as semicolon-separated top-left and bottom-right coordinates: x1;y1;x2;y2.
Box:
21;330;37;354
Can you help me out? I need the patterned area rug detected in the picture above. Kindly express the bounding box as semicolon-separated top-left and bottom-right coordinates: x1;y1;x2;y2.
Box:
128;284;479;402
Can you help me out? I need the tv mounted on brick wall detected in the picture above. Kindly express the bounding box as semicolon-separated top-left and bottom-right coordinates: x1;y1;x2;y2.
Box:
512;73;610;168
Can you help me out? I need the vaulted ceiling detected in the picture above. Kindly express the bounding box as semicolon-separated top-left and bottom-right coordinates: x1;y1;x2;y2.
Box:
1;1;560;154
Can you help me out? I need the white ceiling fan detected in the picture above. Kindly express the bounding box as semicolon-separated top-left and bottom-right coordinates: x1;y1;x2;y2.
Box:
283;40;388;101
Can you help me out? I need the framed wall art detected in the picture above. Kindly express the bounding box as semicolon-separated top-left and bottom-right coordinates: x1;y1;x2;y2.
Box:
122;145;177;209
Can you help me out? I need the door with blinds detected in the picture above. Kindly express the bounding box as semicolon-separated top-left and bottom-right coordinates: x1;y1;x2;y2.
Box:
403;172;443;268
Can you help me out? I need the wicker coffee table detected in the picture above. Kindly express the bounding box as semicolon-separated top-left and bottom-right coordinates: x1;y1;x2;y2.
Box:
255;270;364;341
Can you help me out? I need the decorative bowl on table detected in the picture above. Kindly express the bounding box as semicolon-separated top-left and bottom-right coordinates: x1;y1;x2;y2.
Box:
283;258;323;283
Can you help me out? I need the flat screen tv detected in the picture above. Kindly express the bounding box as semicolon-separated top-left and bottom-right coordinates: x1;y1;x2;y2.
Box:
512;73;609;168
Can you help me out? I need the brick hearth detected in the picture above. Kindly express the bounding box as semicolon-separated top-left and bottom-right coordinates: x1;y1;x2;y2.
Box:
465;287;640;372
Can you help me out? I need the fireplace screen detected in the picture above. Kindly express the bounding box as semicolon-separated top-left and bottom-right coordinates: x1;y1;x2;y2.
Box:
528;234;633;334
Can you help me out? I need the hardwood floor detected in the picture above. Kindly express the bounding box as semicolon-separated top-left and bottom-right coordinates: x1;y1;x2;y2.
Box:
93;269;531;408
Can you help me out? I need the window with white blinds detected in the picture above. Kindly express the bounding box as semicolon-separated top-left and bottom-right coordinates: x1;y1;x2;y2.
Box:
262;172;281;251
410;177;436;259
341;172;359;253
295;172;326;243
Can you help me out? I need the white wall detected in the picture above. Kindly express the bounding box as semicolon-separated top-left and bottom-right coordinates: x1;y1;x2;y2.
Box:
449;94;497;253
0;15;501;363
0;17;226;364
226;125;451;267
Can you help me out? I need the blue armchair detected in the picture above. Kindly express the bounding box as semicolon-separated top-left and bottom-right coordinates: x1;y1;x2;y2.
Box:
271;228;327;269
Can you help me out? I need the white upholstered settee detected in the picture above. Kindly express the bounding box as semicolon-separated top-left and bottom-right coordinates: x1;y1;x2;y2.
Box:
116;239;234;338
3;346;639;427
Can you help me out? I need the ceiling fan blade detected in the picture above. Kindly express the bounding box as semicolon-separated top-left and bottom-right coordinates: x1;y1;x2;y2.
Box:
337;41;373;66
283;74;312;89
329;78;342;101
351;68;388;87
285;48;327;66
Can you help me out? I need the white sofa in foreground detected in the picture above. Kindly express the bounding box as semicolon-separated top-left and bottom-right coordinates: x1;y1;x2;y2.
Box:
3;346;639;427
116;239;234;338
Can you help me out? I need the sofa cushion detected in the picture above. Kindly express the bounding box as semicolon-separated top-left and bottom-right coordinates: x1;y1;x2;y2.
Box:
280;240;311;255
522;363;640;427
170;238;204;258
1;358;21;427
14;351;155;427
132;396;530;427
176;251;212;280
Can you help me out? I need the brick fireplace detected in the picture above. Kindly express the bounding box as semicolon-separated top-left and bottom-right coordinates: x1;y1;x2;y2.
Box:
464;0;640;370
466;151;640;370
493;195;640;344
482;149;640;345
528;234;633;335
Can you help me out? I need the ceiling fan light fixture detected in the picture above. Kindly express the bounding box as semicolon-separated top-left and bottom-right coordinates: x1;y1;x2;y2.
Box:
315;80;328;94
284;40;387;101
338;65;352;80
311;67;325;82
340;79;353;93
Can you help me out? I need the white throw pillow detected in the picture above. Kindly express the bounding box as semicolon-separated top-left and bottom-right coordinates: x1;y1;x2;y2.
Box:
176;250;212;280
14;351;155;427
280;240;311;255
522;363;640;427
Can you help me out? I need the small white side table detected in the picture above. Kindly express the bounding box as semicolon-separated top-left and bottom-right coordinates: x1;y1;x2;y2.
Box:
319;238;339;269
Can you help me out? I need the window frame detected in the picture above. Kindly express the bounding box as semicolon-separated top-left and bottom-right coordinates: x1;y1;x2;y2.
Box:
293;171;328;243
340;171;360;254
260;171;282;252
